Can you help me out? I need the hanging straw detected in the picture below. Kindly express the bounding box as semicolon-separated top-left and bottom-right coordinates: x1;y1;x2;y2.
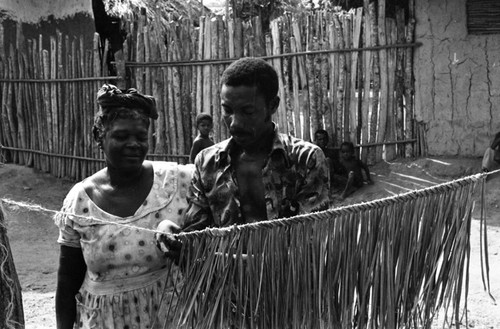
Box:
165;173;484;329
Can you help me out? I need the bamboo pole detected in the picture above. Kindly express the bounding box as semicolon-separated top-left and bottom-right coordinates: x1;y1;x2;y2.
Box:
171;39;185;156
219;17;229;141
196;16;205;135
367;2;379;165
79;37;89;178
292;19;310;141
15;49;28;166
290;36;302;139
151;23;165;157
333;15;345;142
376;0;388;162
385;18;397;161
342;14;352;143
41;48;53;172
92;33;101;174
270;19;287;134
282;18;294;136
233;17;243;58
166;40;178;157
33;37;45;170
158;28;172;156
143;27;155;155
210;17;220;143
50;36;60;175
57;31;66;176
0;60;13;156
306;16;318;135
70;38;79;179
318;13;330;136
21;46;34;167
404;0;416;158
349;8;363;144
62;35;72;178
328;23;339;145
202;16;212;116
360;0;372;163
395;8;405;157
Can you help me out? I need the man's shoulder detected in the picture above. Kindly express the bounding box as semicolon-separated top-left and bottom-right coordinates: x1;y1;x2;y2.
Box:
278;133;320;152
194;138;231;164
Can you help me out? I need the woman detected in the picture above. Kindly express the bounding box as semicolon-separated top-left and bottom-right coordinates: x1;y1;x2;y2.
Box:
55;84;193;329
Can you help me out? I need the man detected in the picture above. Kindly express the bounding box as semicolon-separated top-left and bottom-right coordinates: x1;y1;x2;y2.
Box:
183;57;330;231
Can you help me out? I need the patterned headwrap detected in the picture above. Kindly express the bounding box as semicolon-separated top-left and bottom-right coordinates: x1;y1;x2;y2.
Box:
96;84;158;120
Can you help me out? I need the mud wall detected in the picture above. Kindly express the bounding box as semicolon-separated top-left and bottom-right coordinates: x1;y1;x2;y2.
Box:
0;0;95;57
414;0;500;156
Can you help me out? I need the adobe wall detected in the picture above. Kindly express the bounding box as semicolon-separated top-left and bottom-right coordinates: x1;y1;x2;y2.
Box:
0;0;95;57
414;0;500;156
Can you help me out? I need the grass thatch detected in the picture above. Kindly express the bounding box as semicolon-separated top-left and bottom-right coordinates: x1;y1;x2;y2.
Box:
162;175;479;328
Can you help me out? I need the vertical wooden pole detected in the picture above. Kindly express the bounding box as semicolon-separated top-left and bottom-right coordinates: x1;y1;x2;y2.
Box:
405;0;416;158
361;0;372;162
349;8;363;145
376;0;388;162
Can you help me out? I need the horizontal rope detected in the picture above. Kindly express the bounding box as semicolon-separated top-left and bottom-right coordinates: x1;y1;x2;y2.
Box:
0;76;122;83
0;145;189;161
118;42;422;68
0;169;497;238
177;169;494;239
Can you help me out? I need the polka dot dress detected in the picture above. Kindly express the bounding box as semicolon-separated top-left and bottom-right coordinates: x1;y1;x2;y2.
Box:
55;161;194;329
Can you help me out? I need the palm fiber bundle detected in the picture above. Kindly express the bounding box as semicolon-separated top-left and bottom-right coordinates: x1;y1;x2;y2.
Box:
0;203;24;329
167;176;479;328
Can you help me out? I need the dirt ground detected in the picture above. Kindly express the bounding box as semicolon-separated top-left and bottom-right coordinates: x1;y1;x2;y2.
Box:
1;156;499;329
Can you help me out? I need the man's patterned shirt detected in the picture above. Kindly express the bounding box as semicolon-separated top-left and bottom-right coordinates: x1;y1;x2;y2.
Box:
183;126;330;231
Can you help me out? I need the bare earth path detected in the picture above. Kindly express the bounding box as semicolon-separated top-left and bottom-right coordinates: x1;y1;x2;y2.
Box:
1;157;499;328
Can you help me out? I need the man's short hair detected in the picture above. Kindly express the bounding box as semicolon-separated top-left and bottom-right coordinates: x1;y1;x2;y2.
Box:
196;113;213;126
220;57;279;104
315;129;329;143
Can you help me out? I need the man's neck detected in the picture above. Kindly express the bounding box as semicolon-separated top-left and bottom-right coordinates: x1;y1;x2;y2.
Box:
241;127;274;157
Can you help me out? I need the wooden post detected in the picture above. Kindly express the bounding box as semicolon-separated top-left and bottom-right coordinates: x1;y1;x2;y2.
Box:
361;0;372;163
0;203;25;329
404;0;416;158
376;0;388;162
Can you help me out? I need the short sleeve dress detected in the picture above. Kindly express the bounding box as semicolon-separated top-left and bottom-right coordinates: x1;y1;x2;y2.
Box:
54;161;194;329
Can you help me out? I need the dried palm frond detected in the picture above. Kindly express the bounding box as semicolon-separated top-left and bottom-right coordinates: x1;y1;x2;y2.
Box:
166;174;481;328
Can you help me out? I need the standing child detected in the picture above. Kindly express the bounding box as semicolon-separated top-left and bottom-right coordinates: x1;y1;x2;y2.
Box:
189;113;214;163
333;141;373;199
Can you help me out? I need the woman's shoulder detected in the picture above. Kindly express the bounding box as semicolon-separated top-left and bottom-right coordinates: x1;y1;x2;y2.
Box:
149;161;194;190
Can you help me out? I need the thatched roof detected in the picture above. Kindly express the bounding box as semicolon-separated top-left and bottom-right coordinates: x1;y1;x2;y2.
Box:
102;0;209;22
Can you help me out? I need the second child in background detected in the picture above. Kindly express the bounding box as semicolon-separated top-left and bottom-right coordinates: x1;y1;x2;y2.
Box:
333;141;373;200
189;113;214;163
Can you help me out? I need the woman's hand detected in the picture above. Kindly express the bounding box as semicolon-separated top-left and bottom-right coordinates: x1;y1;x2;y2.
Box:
155;220;183;263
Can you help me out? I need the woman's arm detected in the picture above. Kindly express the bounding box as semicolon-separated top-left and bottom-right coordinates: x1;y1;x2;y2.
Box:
56;245;86;329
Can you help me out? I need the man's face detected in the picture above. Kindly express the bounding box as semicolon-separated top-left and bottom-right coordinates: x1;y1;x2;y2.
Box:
221;84;278;148
315;133;327;149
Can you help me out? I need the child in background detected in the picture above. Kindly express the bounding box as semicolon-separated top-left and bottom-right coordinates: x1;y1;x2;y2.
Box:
333;141;373;199
190;113;214;163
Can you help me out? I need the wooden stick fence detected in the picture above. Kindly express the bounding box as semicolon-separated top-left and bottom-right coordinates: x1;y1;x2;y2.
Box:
0;2;422;181
120;6;420;166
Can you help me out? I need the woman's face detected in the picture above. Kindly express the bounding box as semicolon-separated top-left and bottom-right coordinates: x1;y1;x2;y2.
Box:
101;117;149;173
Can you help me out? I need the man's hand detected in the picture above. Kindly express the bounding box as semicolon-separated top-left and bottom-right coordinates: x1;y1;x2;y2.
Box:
155;220;183;263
